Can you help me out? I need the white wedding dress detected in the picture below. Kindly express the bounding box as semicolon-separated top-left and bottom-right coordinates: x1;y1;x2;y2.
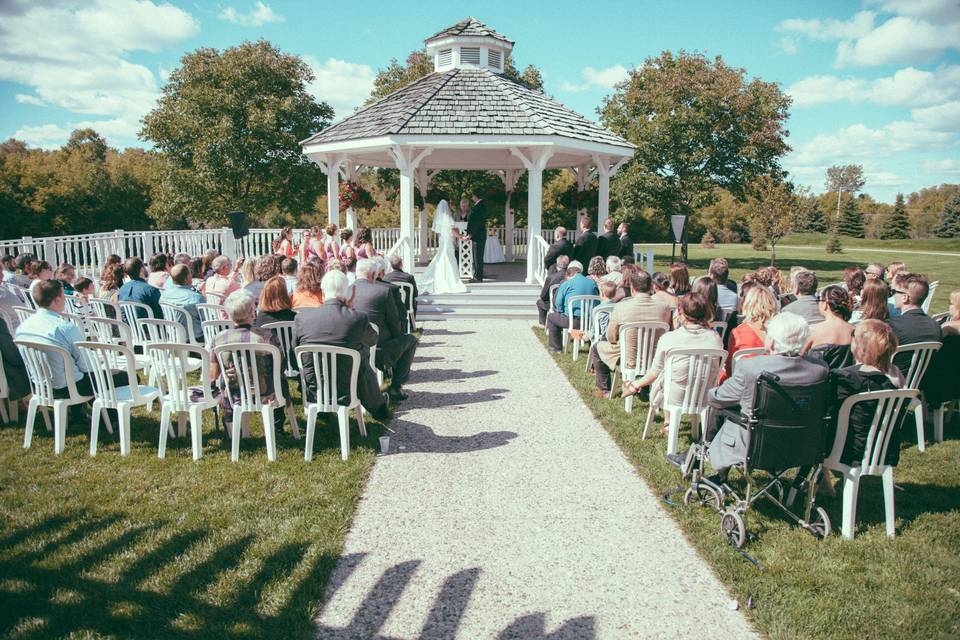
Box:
419;200;467;294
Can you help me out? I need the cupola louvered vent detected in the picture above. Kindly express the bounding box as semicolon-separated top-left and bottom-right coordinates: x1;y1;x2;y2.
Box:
460;47;480;65
438;48;452;67
487;49;501;69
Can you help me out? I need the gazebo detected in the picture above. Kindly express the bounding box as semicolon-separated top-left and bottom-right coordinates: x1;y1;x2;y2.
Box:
301;17;635;284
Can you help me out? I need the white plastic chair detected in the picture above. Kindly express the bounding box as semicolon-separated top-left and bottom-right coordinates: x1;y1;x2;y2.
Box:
824;388;918;539
15;340;93;454
13;305;33;325
60;311;89;338
563;294;601;360
148;343;219;460
585;307;613;372
921;281;939;315
86;316;153;377
261;321;299;378
932;400;957;444
197;303;227;322
711;320;728;336
295;345;368;461
205;291;224;305
213;342;300;462
609;321;669;412
64;294;82;314
642;347;727;455
201;319;233;351
395;282;417;331
119;300;155;350
77;342;159;456
160;302;200;345
0;354;18;425
88;297;121;321
19;287;36;310
731;347;767;373
545;283;560;328
894;341;941;452
369;323;384;386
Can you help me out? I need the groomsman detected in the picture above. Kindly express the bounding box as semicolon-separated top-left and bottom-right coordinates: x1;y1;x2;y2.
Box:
617;222;634;260
596;218;619;259
543;226;574;273
573;215;598;265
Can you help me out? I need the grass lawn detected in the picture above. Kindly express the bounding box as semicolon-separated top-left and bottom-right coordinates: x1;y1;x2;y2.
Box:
653;237;960;313
0;384;388;639
535;328;960;640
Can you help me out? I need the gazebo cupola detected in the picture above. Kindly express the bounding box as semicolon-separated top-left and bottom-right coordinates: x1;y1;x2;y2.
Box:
425;17;514;74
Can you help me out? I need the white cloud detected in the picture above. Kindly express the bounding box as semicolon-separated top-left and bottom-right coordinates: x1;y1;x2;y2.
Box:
15;94;46;107
870;0;960;22
560;64;629;93
13;117;137;150
923;158;960;175
779;36;798;55
776;11;876;41
788;65;960;108
218;2;283;27
911;100;960;132
304;57;375;118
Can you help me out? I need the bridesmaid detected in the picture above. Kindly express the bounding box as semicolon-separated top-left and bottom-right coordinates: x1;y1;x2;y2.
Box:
323;223;341;262
355;227;378;259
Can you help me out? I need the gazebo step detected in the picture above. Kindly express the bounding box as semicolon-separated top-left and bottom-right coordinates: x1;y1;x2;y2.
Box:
417;305;538;321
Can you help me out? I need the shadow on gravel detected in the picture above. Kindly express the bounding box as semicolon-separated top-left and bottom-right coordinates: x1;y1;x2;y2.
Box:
415;368;497;382
406;388;509;407
388;418;517;453
424;329;476;336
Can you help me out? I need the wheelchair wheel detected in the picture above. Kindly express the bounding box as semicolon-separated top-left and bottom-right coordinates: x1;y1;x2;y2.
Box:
809;506;832;540
721;510;746;548
684;484;721;510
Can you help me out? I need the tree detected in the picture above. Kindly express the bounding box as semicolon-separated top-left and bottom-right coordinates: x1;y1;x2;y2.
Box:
825;164;865;226
837;196;865;238
599;51;791;257
141;40;333;228
744;175;802;265
881;193;911;239
934;193;960;238
801;197;827;233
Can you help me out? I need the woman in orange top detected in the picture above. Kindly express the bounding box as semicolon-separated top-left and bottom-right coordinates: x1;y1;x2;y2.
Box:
291;260;325;308
274;227;296;258
721;283;777;382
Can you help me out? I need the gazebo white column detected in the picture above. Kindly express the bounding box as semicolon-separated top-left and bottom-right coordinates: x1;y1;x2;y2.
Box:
389;146;432;270
326;155;348;227
497;169;521;261
511;147;554;284
593;155;628;231
415;167;435;264
342;161;363;230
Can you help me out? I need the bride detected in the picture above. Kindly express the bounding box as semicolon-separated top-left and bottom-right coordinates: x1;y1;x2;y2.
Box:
419;199;467;294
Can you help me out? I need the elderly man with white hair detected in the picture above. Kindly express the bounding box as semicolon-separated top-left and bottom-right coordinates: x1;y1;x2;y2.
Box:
294;270;391;421
205;255;243;300
698;312;829;476
602;255;622;285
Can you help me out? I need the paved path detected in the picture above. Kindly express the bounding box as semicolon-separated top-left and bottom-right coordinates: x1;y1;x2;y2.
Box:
316;320;757;639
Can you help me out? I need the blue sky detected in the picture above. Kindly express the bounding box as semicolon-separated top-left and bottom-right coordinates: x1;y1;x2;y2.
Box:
1;0;958;202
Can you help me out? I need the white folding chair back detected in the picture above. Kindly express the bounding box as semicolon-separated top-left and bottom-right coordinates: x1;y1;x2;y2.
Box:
119;301;154;348
642;347;727;455
88;297;121;320
295;344;367;461
921;281;938;315
77;342;159;456
201;319;233;351
160;302;199;345
197;303;227;322
15;339;92;454
564;294;601;360
894;341;941;452
139;317;188;344
585;307;613;372
148;343;218;460
60;311;89;338
711;320;728;335
213;342;299;462
395;282;417;331
19;287;36;310
261;321;298;377
547;284;560;325
13;305;33;325
205;291;224;305
369;323;384;386
732;347;767;372
825;388;918;538
611;321;669;411
86;315;151;375
64;294;81;314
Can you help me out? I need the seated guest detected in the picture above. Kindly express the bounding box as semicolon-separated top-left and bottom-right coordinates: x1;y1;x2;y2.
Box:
587;256;607;285
1;255;15;283
191;257;206;291
0;278;24;330
691;277;721;322
295;270;390;420
668;263;691;298
886;262;907;316
209;291;291;430
761;266;786;299
205;256;243;300
55;264;77;295
851;278;889;322
621;294;724;422
16;280;130;399
28;261;54;302
597;218;619;259
617;222;634;259
614;262;637;302
240;256;257;286
782;270;823;324
71;278;96;319
280;257;298;295
11;254;34;288
780;266;808;306
803;285;854;369
537;255;569;326
245;255;280;302
373;256;409;333
593;280;618;338
173;252;192;270
710;258;739;313
292;261;325;309
830;320;906;467
888;273;942;374
118;257;162;319
721;285;777;382
254;276;297;327
99;259;124;306
886;261;906;284
573;216;598;265
591;270;670;398
943;290;960;336
652;272;678;309
352;258;417;401
602;256;623;285
159;264;205;342
382;254;419;314
704;312;828;477
843;266;866;306
146;253;171;290
865;262;885;281
1;315;28;409
201;249;219;279
546;260;598;352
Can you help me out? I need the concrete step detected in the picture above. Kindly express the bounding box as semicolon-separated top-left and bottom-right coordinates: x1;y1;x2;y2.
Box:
414;279;539;321
417;305;538;321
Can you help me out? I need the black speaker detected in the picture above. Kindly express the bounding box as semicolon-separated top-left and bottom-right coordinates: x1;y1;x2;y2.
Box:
228;210;249;239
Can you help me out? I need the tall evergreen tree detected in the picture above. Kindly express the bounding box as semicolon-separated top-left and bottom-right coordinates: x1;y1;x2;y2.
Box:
934;193;960;238
804;199;827;233
837;196;865;238
881;193;911;239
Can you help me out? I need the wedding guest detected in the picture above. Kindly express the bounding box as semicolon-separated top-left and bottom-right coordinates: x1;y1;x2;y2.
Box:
690;277;721;324
340;229;357;262
355;227;378;259
280;257;298;295
323;223;341;262
780;266;808;305
615;262;637;302
668;263;691;297
201;249;219;278
274;227;295;257
587;256;607;285
594;280;618;337
544;226;574;273
603;256;623;285
709;258;738;312
173;252;192;269
245;255;281;302
617;222;634;260
205;256;243;301
28;261;54;302
240;257;257;286
118;257;162;319
55;263;77;295
888;273;942;374
71;278;96;319
292;260;325;309
852;278;889;322
803;285;854;369
0;278;24;329
147;253;171;290
943;291;960;336
383;254;419;314
0;315;28;411
865;262;885;281
597;218;618;259
783;270;823;324
100;259;125;305
537;255;569;326
294;270;390;421
843;266;866;306
254;276;297;327
160;264;205;342
721;285;777;382
546;260;598;352
2;255;16;283
11;254;34;288
886;261;906;283
573;215;598;265
652;272;678;309
372;256;409;333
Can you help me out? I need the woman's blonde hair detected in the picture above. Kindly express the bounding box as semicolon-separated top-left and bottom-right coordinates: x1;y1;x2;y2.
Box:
240;257;257;285
852;319;898;373
950;290;960;321
741;285;777;325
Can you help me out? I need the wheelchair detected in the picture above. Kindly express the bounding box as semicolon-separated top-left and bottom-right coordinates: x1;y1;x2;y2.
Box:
678;371;834;548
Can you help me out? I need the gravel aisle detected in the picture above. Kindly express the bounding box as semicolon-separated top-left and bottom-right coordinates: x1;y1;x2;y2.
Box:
316;320;757;639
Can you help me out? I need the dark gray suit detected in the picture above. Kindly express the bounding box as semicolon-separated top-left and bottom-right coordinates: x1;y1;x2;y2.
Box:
782;295;823;325
544;239;574;273
889;308;942;374
375;277;409;333
573;230;598;265
382;269;418;314
618;233;634;259
352;279;417;390
466;199;488;281
597;230;619;259
707;353;829;472
294;300;387;417
537;269;567;326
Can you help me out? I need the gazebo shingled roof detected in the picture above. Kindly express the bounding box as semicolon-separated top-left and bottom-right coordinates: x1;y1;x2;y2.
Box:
425;16;514;45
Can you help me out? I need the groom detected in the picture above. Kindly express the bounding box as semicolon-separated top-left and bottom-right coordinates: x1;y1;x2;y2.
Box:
466;191;488;282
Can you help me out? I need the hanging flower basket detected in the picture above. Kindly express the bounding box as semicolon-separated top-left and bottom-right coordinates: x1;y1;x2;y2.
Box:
339;181;376;212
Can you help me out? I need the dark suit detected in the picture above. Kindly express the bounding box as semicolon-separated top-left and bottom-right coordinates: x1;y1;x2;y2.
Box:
382;269;418;314
618;233;634;259
597;230;618;259
543;239;574;273
0;317;28;400
536;269;567;326
376;277;409;333
466;199;488;281
294;300;387;417
573;230;598;265
707;354;828;472
888;308;942;375
352;279;417;389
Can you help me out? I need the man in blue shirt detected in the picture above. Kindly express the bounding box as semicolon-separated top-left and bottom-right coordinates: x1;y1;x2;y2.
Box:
546;260;599;352
160;264;205;342
118;257;162;319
